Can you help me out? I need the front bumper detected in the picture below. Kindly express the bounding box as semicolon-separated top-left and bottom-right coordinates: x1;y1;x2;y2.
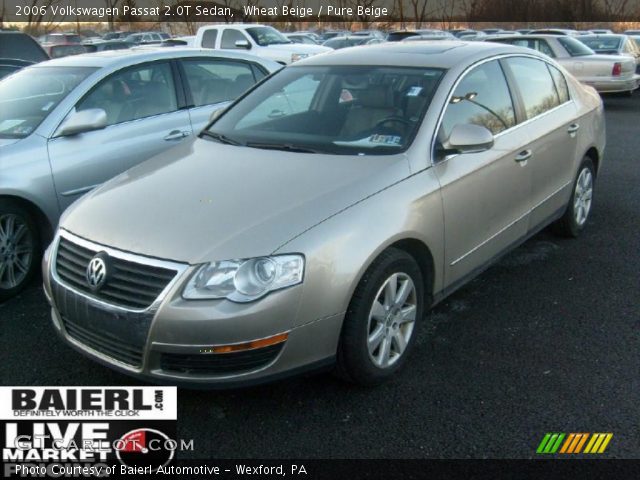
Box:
43;231;342;387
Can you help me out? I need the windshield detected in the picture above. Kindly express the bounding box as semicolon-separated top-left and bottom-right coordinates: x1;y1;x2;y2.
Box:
558;37;594;56
246;27;292;46
204;65;444;155
0;66;96;139
579;36;622;52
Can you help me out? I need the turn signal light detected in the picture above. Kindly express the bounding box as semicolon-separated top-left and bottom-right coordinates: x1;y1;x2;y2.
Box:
612;62;622;76
199;332;289;354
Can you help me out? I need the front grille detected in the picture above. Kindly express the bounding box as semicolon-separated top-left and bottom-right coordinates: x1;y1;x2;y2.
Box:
160;344;284;376
62;315;144;367
55;236;177;310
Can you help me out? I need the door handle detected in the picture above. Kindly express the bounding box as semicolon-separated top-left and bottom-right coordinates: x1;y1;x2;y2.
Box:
514;150;532;163
164;130;190;141
567;123;580;135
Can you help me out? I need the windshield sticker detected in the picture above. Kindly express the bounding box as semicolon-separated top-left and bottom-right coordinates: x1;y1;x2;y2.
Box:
0;119;26;132
406;86;423;97
334;135;402;148
13;125;33;135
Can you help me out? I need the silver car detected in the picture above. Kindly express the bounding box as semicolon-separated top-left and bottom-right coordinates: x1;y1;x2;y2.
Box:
489;35;640;94
0;48;280;300
43;42;605;387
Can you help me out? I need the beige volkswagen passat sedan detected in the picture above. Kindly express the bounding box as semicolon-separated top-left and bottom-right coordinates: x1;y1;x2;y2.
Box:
43;42;605;387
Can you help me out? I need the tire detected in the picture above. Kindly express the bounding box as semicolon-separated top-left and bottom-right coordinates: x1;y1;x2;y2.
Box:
336;248;425;386
0;200;40;301
553;157;595;238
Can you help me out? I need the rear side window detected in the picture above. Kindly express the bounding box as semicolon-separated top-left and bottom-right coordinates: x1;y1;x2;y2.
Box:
202;29;218;48
497;39;555;58
181;59;257;107
221;30;247;49
505;57;560;119
0;33;48;62
547;64;570;104
441;60;516;139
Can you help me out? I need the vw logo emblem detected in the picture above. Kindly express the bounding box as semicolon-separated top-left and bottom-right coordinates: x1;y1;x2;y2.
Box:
86;254;109;290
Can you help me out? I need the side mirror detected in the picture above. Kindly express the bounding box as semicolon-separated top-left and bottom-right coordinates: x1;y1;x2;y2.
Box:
209;106;227;122
57;108;107;136
234;39;251;49
445;124;494;154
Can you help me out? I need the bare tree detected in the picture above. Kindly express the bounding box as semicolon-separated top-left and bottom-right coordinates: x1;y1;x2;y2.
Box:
602;0;632;19
25;0;65;35
410;0;431;27
104;0;121;30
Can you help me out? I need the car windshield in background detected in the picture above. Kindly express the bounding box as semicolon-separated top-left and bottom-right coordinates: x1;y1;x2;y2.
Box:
579;36;622;53
205;65;444;155
557;36;594;56
246;27;292;45
0;66;96;139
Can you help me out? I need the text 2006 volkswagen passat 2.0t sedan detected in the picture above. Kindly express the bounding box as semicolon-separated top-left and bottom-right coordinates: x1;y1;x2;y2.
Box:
43;42;605;387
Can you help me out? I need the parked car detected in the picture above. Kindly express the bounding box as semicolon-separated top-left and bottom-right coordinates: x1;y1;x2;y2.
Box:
576;34;640;70
83;41;130;53
42;42;605;387
319;30;349;41
529;28;580;36
450;29;477;38
387;29;451;42
194;24;331;64
482;28;506;34
38;33;82;44
0;48;280;299
285;33;320;45
124;32;163;45
323;36;384;49
590;29;614;34
403;33;457;42
42;43;89;59
489;35;640;94
0;59;34;79
0;30;49;79
458;31;487;40
624;29;640;35
351;30;385;39
102;32;128;41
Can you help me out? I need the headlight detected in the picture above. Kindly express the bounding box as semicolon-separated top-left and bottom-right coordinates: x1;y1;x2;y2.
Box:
183;255;304;302
291;53;311;63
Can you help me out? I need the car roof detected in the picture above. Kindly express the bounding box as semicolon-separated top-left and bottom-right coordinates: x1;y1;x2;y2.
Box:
28;47;276;69
294;41;533;68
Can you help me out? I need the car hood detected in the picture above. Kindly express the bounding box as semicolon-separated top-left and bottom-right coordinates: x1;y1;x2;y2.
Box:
61;138;410;264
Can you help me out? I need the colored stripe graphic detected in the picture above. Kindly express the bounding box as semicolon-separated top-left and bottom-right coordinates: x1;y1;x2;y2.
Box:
584;433;613;454
538;433;613;454
537;433;565;454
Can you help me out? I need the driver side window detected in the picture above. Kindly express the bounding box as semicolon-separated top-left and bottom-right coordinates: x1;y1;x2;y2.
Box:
440;60;516;140
76;62;177;126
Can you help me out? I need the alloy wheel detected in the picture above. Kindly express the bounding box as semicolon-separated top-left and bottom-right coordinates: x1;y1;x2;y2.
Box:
573;167;593;226
0;213;34;290
366;272;417;368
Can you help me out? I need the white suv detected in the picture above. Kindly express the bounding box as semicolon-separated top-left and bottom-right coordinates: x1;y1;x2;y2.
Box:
194;24;331;64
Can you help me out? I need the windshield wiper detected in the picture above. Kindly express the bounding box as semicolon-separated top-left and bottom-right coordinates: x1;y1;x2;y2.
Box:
200;130;242;146
245;142;322;153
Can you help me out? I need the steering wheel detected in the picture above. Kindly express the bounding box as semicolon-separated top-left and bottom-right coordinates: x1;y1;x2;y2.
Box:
374;116;413;129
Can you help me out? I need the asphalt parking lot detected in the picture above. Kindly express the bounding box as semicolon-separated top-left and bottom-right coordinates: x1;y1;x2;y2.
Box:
1;92;639;459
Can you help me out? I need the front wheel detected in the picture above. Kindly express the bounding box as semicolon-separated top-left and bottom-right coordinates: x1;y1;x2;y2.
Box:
553;157;595;238
0;200;40;301
336;248;425;385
